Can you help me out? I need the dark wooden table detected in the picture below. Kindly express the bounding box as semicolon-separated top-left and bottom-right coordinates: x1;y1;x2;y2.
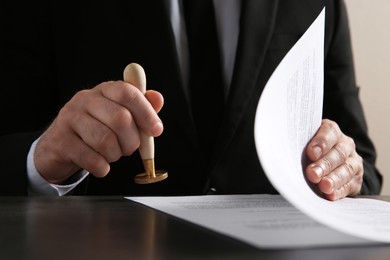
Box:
0;196;389;260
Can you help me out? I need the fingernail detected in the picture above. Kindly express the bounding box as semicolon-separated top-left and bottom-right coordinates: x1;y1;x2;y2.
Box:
312;146;322;159
312;165;323;179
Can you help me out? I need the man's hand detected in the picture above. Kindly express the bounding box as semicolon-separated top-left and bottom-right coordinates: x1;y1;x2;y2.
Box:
34;81;164;184
306;119;363;201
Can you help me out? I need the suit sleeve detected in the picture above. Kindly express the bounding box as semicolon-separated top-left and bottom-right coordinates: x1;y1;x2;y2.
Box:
323;0;382;194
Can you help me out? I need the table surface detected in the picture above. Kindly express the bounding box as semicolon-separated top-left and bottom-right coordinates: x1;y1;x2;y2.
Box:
1;196;389;260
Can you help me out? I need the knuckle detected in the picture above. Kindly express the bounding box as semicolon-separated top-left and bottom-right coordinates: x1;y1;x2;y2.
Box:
121;126;141;156
98;81;113;88
334;143;349;161
332;171;343;187
111;107;132;129
342;182;351;195
346;135;355;148
61;89;93;117
73;89;92;102
326;120;342;139
108;82;143;106
96;130;121;161
343;162;355;179
356;153;363;165
142;111;158;127
122;84;142;105
357;172;363;183
123;137;141;156
61;94;81;113
351;168;363;196
330;183;349;201
57;105;73;122
325;119;338;131
84;153;105;173
321;156;333;173
96;129;112;148
311;136;329;154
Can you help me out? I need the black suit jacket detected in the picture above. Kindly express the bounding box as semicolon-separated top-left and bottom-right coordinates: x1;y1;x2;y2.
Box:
0;0;382;195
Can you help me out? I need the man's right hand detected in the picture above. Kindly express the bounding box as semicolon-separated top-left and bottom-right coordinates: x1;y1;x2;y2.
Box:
34;81;164;184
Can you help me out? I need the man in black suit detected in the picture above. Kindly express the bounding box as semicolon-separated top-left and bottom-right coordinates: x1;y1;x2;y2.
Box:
0;0;382;198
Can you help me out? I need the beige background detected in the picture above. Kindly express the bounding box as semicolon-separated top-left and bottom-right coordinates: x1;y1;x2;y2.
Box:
344;0;390;195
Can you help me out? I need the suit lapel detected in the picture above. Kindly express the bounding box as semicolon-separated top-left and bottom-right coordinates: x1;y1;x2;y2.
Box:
213;0;280;162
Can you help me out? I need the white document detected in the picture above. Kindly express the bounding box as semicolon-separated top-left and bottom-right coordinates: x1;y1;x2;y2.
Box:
127;8;390;248
128;194;378;248
253;8;390;245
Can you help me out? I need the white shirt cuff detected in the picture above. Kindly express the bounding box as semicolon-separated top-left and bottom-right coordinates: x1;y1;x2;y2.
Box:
27;138;89;196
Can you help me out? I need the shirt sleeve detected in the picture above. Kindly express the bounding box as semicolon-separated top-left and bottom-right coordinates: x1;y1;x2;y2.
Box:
27;138;89;196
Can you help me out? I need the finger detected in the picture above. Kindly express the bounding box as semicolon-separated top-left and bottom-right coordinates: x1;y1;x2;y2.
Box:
85;94;141;156
68;110;123;163
317;154;362;194
324;183;351;201
306;119;343;161
99;81;163;137
64;133;111;178
323;172;363;201
145;90;164;113
39;129;111;181
306;137;355;183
